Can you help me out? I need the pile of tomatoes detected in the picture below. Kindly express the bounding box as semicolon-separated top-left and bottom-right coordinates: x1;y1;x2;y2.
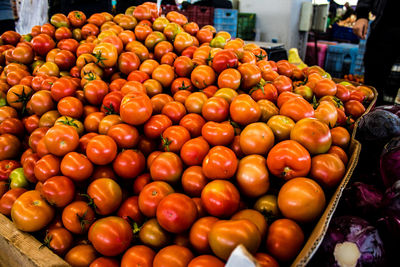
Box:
0;2;375;267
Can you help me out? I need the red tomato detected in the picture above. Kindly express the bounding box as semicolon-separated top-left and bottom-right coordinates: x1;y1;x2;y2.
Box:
239;122;275;155
120;93;153;125
42;176;75;208
0;188;27;216
11;190;55;232
65;244;97;267
182;166;209;197
121;245;155;267
60;152;93;182
229;94;261;125
87;178;122;215
266;219;304;262
236;155;270;198
177;133;209;164
266;140;311;180
278;177;326;223
161;125;191;153
138;181;175;217
179;113;206;138
188;255;225;267
153;245;194;267
117;196;143;224
290;118;332;154
310;153;346;188
201;121;234;146
89;216;133;256
62;201;95;234
156;193;198;233
43;227;73;256
86;135;117;165
201;180;240;217
280;97;315;122
202;146;238;180
254;253;280;267
113;149;145;179
211;50;238;73
209;219;261;260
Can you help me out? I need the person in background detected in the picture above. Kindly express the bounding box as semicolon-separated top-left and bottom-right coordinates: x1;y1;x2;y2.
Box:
353;0;400;104
0;0;16;33
341;2;354;20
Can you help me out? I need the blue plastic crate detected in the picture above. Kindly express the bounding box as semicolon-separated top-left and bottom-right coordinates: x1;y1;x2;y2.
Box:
324;43;359;78
214;24;237;38
214;8;238;25
332;23;359;42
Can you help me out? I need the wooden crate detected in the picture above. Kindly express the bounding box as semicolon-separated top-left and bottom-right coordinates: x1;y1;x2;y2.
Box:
0;214;69;267
0;83;378;267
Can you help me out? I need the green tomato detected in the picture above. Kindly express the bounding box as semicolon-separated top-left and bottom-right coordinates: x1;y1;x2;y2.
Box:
340;81;352;86
210;36;226;49
9;168;29;189
0;92;6;107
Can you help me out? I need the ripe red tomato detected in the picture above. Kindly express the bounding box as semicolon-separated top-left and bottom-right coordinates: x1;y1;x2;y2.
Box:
344;100;366;118
211;50;238;73
201;180;240;217
236;155;270;198
209;219;261;260
179;113;206;138
313;78;337;98
239;122;274;155
202;146;238;180
201;121;234;146
266;219;304;262
310;153;346;188
254;253;280;267
43;227;73;256
87;178;122;215
153;245;194;267
156;193;197;233
89;216;133;256
11;190;55;232
150;152;183;183
60;152;93;182
62;201;95;234
113;149;145;179
42;176;75;208
238;63;262;89
278;177;326;223
0;188;27;216
138;181;175;217
120;93;153;125
273;75;292;94
161;125;191;153
121;245;155;267
86;135;117;165
65;244;97;267
89;257;119;267
43;125;79;157
280;97;315;122
107;123;139;149
290;118;332;154
188;255;225;267
117;196;143;224
267;140;311;180
180;137;210;166
230;94;261;125
33;154;60;182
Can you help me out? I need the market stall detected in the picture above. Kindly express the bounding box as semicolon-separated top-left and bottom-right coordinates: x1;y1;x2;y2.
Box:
0;1;399;267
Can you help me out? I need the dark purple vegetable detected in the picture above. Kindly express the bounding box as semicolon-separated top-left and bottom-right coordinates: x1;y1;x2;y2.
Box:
374;105;400;118
320;216;385;267
380;136;400;188
343;182;383;219
356;110;400;142
377;180;400;243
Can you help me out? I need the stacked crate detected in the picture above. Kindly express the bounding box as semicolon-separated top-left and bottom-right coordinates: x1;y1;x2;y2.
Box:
213;8;238;38
324;43;359;78
237;13;256;40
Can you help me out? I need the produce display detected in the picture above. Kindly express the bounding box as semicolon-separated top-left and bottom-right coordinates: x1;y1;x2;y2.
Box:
0;2;376;267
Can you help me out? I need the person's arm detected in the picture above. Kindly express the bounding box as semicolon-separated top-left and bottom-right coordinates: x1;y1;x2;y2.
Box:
353;0;374;39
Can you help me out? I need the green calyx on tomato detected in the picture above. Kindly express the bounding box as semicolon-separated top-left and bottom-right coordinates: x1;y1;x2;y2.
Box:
10;86;32;115
161;135;172;152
